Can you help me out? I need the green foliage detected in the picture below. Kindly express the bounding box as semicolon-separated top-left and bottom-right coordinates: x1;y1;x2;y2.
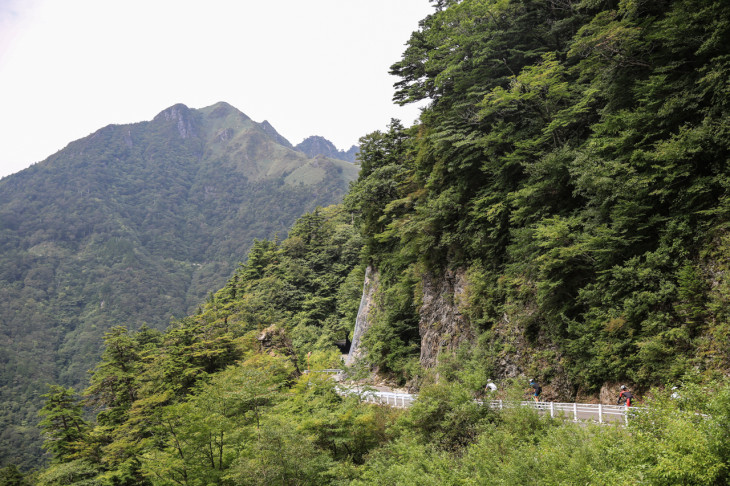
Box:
352;380;730;485
350;438;460;486
200;204;365;357
38;386;88;464
85;326;154;426
344;119;416;261
35;459;102;486
223;416;334;486
141;354;294;486
360;271;420;379
31;203;369;482
0;465;29;486
284;373;397;466
402;380;493;451
34;205;730;486
350;0;730;390
0;102;357;468
25;0;730;480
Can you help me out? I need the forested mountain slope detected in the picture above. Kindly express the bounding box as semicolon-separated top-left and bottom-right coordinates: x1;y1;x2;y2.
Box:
25;203;730;485
13;0;730;482
27;204;368;484
345;0;730;398
0;101;357;468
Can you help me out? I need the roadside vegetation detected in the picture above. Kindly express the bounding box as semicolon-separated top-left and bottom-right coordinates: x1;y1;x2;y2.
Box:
8;0;730;482
22;203;730;485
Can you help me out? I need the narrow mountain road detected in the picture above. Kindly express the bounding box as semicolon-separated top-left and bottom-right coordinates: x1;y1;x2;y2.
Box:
305;369;635;425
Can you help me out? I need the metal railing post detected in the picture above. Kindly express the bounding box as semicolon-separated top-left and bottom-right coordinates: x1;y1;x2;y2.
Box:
550;402;554;418
573;402;577;422
499;400;503;410
598;404;603;424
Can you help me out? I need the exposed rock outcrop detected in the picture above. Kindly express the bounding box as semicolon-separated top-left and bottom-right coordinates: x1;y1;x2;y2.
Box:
257;325;299;373
155;103;194;139
419;268;476;368
345;266;379;366
488;304;578;401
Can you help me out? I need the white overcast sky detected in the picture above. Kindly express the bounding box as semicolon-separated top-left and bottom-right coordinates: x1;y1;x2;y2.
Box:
0;0;433;178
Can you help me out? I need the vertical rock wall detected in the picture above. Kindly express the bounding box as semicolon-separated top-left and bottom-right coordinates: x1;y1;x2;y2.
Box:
345;266;379;366
345;266;477;373
419;268;476;368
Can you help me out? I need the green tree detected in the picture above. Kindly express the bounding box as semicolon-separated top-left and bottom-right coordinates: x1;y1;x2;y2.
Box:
0;465;29;486
34;459;102;486
403;380;492;451
225;417;333;486
141;353;294;485
38;386;88;464
85;327;145;426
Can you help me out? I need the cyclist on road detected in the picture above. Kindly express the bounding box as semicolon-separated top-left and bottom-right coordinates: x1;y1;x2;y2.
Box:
617;385;634;407
529;379;542;403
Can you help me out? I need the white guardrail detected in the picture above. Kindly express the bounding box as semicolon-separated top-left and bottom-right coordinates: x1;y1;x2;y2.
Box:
356;391;634;425
307;370;635;425
484;400;634;425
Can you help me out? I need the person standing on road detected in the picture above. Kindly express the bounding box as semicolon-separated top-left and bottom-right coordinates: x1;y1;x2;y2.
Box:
529;379;542;403
617;385;634;407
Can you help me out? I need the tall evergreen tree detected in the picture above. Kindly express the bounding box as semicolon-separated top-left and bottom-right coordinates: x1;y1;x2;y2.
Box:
38;386;88;464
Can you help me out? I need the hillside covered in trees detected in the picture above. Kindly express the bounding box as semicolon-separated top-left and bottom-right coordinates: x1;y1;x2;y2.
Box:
347;0;730;393
0;102;357;469
24;205;730;485
8;0;730;483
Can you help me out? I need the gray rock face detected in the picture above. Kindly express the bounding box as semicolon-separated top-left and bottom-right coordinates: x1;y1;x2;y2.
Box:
346;266;379;366
157;103;194;139
418;268;475;368
346;266;475;370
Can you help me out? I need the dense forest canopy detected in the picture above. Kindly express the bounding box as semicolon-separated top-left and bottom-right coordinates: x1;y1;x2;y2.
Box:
9;0;730;483
24;203;730;484
0;102;357;469
347;0;730;390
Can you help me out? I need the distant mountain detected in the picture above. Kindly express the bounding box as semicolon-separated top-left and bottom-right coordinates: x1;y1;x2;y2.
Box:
258;119;294;149
0;101;358;469
295;135;359;163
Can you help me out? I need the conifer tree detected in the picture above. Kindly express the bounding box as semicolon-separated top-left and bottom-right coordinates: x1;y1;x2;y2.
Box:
38;386;87;463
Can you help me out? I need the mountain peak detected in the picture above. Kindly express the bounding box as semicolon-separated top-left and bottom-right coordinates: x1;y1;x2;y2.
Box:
154;103;191;119
257;120;293;149
0;100;359;466
154;103;194;139
203;101;251;121
295;136;358;163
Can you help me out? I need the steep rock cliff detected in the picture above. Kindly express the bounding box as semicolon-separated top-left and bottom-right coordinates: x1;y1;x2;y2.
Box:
418;268;475;368
418;268;575;400
346;266;379;366
347;265;576;400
